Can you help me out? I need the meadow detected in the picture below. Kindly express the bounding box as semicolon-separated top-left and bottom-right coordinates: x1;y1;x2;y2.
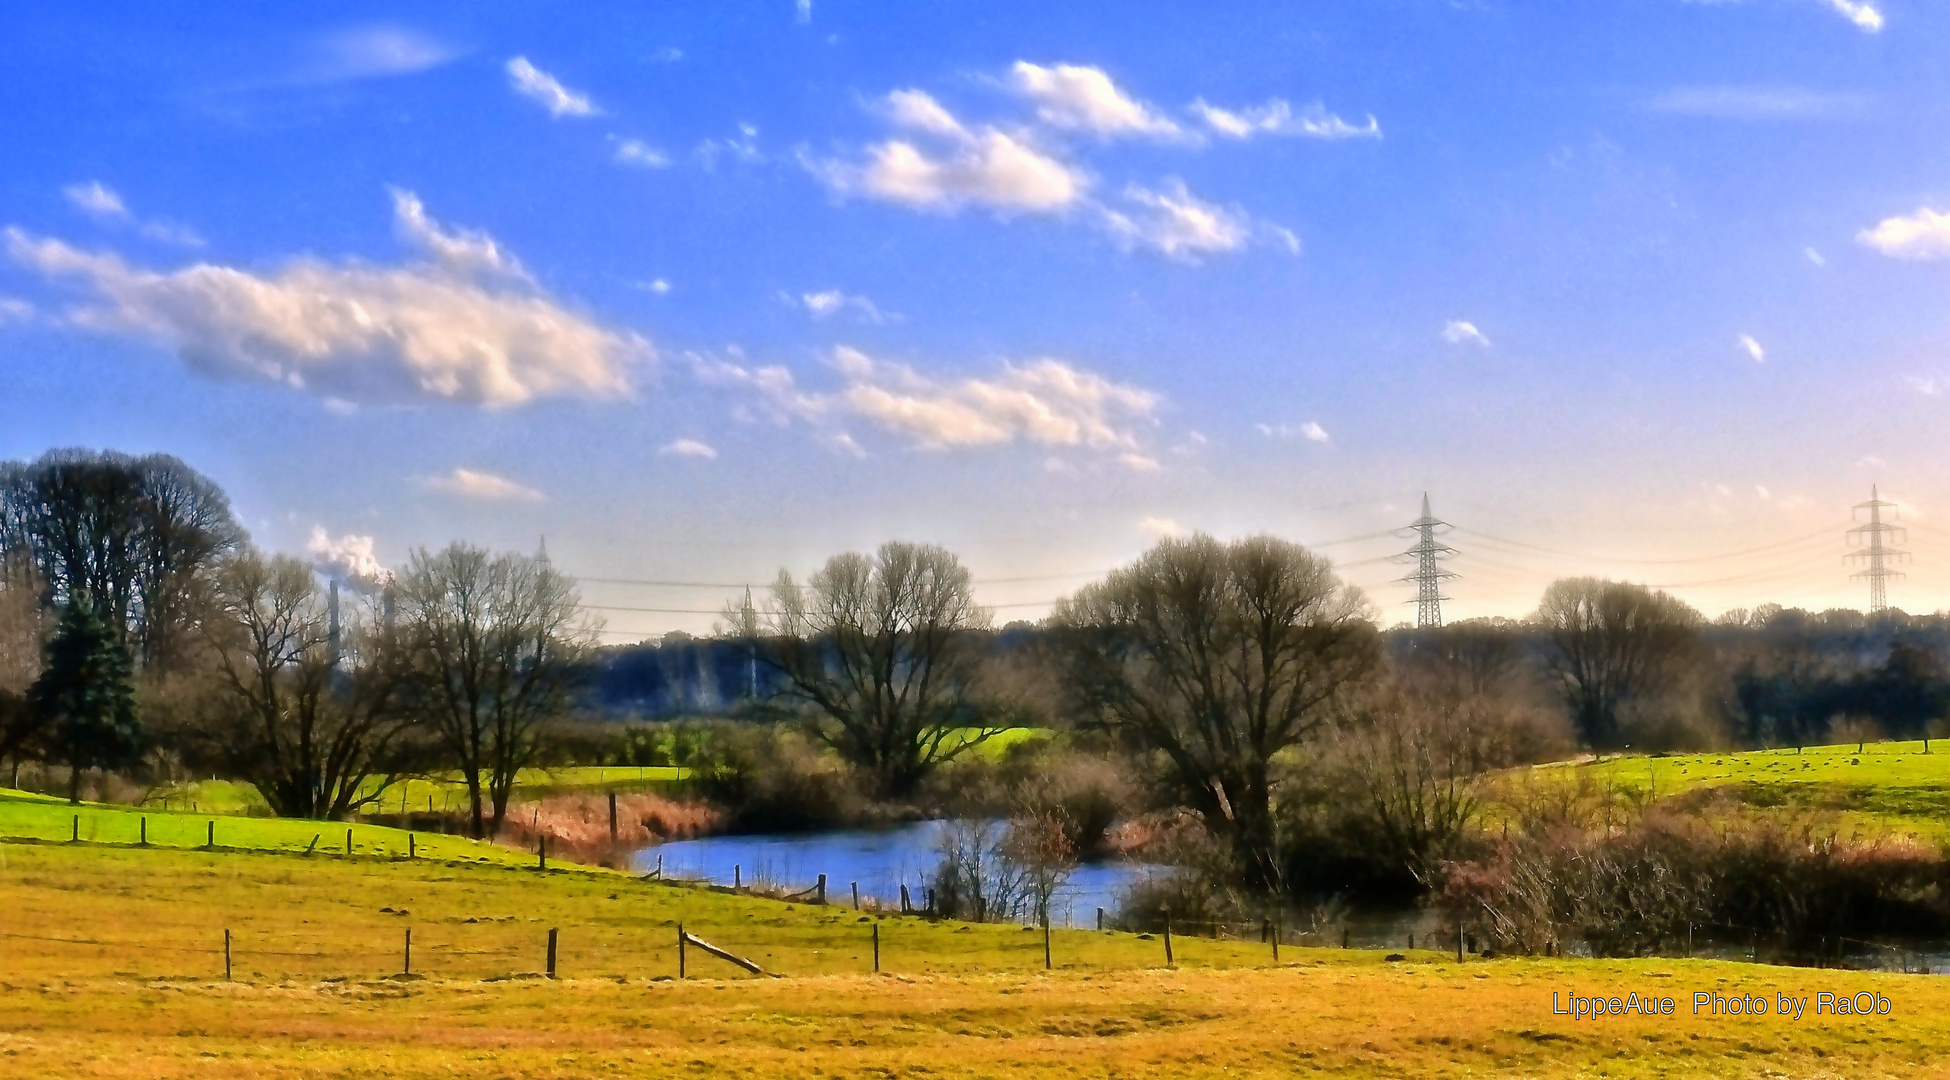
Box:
2;839;1947;1078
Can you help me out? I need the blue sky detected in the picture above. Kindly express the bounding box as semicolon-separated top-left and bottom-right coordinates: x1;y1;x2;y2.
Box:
6;0;1950;638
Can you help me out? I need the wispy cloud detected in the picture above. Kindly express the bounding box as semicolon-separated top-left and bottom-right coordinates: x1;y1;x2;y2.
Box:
1190;98;1379;140
1646;86;1871;120
1805;246;1826;266
794;289;888;323
1858;207;1950;260
1098;179;1292;260
1822;0;1884;32
0;297;34;323
1907;375;1944;397
1739;334;1766;363
420;467;545;502
659;438;719;459
1007;61;1185;140
62;181;203;246
1257;421;1330;443
506;57;598;118
1137;515;1184;538
1442;320;1490;347
696;346;1161;461
612;137;670;168
314;25;458;81
8;192;641;407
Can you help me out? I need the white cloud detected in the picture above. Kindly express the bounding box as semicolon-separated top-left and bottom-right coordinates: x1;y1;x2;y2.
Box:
62;181;203;247
1007;61;1184;140
1805;246;1826;266
1859;207;1950;260
1256;421;1330;443
1137;515;1184;538
1190;98;1380;140
796;0;812;24
643;278;672;295
315;25;457;80
1442;320;1490;347
1907;375;1943;397
1646;86;1871;120
612;138;670;168
307;526;391;589
660;438;719;459
506;57;598;118
810;96;1087;214
796;289;887;322
8;192;640;407
696;346;1160;457
695;124;762;168
64;181;128;220
1822;0;1883;32
1099;179;1273;259
1739;334;1766;363
420;467;545;502
1756;485;1772;500
0;297;33;323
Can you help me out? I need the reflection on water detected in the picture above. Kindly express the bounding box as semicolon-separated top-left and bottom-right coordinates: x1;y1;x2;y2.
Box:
634;820;1155;925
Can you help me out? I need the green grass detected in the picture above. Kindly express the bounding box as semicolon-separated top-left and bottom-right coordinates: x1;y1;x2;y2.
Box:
0;787;567;867
1513;740;1950;840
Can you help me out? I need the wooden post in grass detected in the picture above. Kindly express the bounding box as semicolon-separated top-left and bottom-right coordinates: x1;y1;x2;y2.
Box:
1043;915;1052;970
306;834;320;855
678;924;687;979
546;928;558;979
1163;910;1174;966
1342;928;1349;950
900;884;911;914
1457;925;1464;963
873;923;881;973
207;821;214;848
224;929;231;981
346;828;353;855
538;835;547;871
1272;917;1280;964
1097;907;1104;932
852;881;860;910
408;834;415;858
816;874;826;905
734;864;741;890
140;817;146;845
405;928;412;975
608;791;618;843
71;815;77;842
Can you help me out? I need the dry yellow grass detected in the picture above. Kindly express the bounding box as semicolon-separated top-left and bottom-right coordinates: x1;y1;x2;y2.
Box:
2;842;1947;1078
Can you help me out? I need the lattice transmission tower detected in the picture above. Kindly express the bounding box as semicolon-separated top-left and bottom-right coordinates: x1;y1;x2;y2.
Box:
1397;493;1458;628
1847;485;1908;614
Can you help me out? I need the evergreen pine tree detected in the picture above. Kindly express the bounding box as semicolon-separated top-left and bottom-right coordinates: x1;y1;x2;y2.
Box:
31;603;141;803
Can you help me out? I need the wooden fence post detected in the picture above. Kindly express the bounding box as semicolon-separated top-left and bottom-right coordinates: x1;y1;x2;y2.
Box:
1457;925;1463;963
1163;909;1174;966
140;817;146;845
817;874;827;905
409;834;415;859
1272;917;1280;964
678;924;687;979
1342;928;1349;949
873;923;880;974
900;884;911;914
405;928;412;975
1097;907;1104;932
608;790;618;843
224;928;231;981
346;828;353;855
735;864;741;891
547;928;559;979
1043;916;1052;970
538;835;547;871
71;815;77;842
207;821;214;848
852;881;860;911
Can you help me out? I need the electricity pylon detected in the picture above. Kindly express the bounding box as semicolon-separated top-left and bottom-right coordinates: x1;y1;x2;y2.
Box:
1847;485;1908;614
1397;493;1458;628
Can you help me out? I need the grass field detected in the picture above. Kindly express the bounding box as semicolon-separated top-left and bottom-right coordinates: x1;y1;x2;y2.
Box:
129;766;694;820
1511;740;1950;841
1;840;1946;1078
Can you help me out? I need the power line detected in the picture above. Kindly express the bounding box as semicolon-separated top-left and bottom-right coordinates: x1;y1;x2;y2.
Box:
1849;485;1909;614
1396;493;1456;628
1450;524;1842;566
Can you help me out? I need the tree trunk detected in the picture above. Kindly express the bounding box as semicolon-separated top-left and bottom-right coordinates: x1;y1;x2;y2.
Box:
68;764;81;805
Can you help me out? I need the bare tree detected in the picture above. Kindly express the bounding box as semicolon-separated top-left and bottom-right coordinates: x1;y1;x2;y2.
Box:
1534;578;1702;750
396;543;588;838
755;541;998;798
1335;693;1485;884
0;554;50;771
0;449;244;669
199;551;415;820
1050;534;1376;890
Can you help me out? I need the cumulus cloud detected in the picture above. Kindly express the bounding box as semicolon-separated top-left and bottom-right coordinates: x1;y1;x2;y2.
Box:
660;438;719;459
1007;61;1183;140
8;192;640;407
1442;320;1490;347
809;94;1086;214
1190;98;1380;140
695;346;1160;459
795;289;886;322
307;526;391;589
612;138;670;168
1739;334;1766;363
1858;207;1950;260
1137;515;1184;538
506;57;598;118
420;467;545;502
